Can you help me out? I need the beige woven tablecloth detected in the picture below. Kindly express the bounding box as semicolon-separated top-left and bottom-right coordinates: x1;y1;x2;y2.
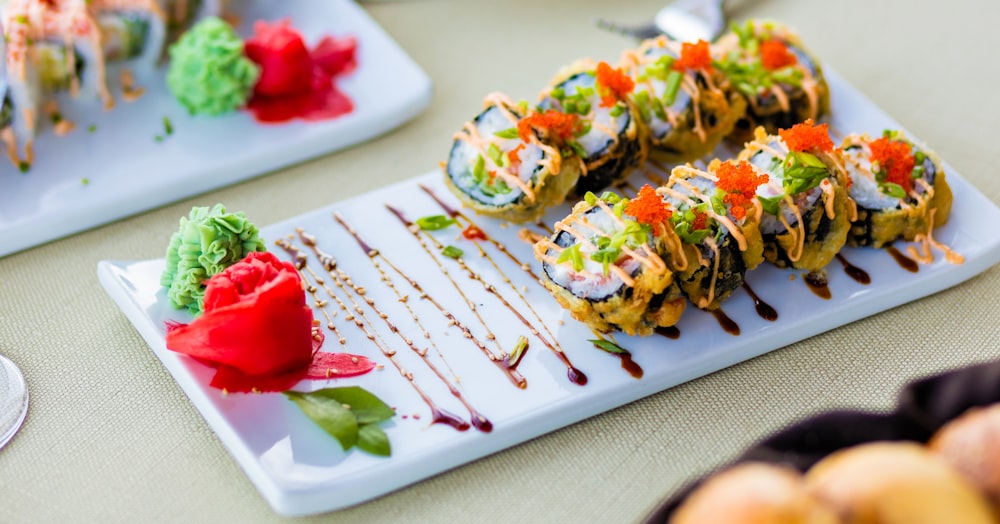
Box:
2;0;998;522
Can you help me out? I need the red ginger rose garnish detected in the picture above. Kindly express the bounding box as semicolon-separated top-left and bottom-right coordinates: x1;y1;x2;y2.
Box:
869;137;916;193
625;184;672;230
715;160;769;221
673;40;713;72
760;39;797;70
778;119;834;153
595;61;634;108
165;251;374;393
517;110;579;143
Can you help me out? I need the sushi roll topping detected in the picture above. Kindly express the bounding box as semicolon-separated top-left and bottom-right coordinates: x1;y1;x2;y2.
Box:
716;21;820;114
715;159;770;221
623;36;726;143
759;39;797;71
547;191;667;282
594;61;635;108
672;39;713;73
624;184;673;232
778;119;834;152
517;109;580;144
867;133;918;197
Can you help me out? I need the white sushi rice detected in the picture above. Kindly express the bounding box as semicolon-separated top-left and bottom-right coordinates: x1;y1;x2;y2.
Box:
545;73;628;161
447;105;545;207
751;146;822;235
637;46;693;139
843;147;899;210
546;206;644;300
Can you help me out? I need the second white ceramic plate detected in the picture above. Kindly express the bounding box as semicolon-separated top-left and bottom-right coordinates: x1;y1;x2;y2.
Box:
0;0;431;257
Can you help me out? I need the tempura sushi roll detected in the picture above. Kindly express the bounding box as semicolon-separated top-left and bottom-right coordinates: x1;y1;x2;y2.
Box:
89;0;168;67
716;20;830;144
538;59;646;194
534;188;686;336
737;121;852;272
444;93;581;223
8;0;112;106
841;130;953;248
1;5;43;166
657;160;766;310
620;37;745;165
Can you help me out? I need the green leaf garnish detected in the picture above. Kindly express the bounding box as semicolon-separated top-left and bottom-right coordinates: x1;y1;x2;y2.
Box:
880;182;907;199
487;143;504;165
357;424;391;456
584;191;598;206
589;338;627;354
441;245;463;259
416;215;457;231
557;243;585;271
663;70;683;106
782;151;829;194
493;128;518;139
758;194;784;216
284;386;394;457
508;336;528;368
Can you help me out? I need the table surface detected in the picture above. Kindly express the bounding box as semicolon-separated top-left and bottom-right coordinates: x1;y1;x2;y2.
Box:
2;0;999;522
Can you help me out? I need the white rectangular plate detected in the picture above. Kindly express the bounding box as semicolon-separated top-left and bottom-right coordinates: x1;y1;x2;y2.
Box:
0;0;431;257
98;70;1000;516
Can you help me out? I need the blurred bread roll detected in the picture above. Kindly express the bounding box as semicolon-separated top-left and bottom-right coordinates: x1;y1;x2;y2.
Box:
805;442;996;524
929;404;1000;509
670;462;841;524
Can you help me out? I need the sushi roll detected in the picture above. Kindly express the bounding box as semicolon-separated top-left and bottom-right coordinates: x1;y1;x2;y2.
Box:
1;4;43;166
7;0;112;104
89;0;168;68
841;130;953;248
1;0;112;166
444;93;582;223
534;187;686;336
537;59;647;195
657;160;766;310
737;121;853;272
715;20;830;144
619;37;745;165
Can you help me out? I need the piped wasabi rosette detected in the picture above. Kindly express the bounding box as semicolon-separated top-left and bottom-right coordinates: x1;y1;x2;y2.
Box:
159;204;377;393
715;20;831;144
534;187;686;336
841;130;954;251
444;93;583;223
737;121;853;272
166;17;260;115
161;203;267;314
166;17;358;120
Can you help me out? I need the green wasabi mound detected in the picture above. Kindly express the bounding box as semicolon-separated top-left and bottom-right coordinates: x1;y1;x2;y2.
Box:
161;204;266;315
166;17;259;116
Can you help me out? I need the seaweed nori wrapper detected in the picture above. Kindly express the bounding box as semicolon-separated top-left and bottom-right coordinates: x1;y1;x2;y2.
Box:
643;359;1000;522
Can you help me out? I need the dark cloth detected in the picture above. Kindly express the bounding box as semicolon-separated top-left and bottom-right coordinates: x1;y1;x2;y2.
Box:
643;359;1000;523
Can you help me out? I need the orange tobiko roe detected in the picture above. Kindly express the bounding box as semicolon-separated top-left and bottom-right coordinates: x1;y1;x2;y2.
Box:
869;137;916;193
625;184;672;230
517;110;579;142
673;39;713;72
715;160;769;221
778;119;834;153
760;39;797;70
691;209;709;231
595;61;635;108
